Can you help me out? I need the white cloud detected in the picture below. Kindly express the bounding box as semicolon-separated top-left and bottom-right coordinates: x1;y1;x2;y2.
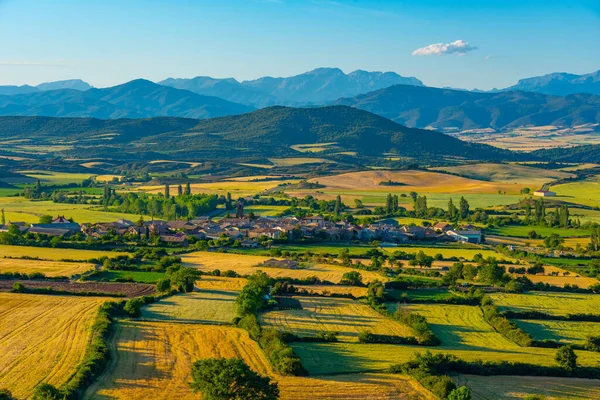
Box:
411;40;477;56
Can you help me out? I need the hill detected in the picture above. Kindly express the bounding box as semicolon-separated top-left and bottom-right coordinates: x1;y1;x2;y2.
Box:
0;107;518;163
36;79;92;91
0;80;253;119
160;68;424;107
531;144;600;163
334;85;600;132
500;70;600;96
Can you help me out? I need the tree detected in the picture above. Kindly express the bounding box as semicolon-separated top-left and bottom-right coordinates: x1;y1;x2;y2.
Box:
447;386;472;400
32;383;63;400
340;271;363;286
555;345;577;371
385;193;394;215
544;233;564;249
334;195;342;215
39;215;53;224
185;182;192;195
477;258;504;285
459;197;470;219
165;184;170;199
367;280;385;304
123;298;144;317
591;226;600;252
190;358;279;400
0;388;13;400
414;250;434;268
156;278;171;292
354;199;364;209
338;248;350;266
447;198;457;219
177;184;183;196
1;208;5;226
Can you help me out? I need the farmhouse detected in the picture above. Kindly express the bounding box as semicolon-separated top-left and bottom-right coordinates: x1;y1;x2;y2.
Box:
534;190;556;197
433;222;454;233
447;229;483;244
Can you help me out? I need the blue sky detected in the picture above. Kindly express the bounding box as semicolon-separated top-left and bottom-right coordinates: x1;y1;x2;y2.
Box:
0;0;598;89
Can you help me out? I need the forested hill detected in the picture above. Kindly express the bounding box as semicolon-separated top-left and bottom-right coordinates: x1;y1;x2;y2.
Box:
334;84;600;132
0;106;519;162
531;144;600;163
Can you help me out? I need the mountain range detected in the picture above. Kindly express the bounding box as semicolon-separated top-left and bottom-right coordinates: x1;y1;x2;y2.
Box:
0;79;91;96
335;84;600;131
498;70;600;96
159;67;424;107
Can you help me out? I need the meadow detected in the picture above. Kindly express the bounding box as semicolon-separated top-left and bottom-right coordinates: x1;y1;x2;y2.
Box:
142;290;238;324
11;170;93;185
0;244;128;261
456;374;600;400
504;264;599;289
260;296;414;342
552;178;600;208
487;224;591;238
514;320;600;346
0;293;108;399
489;292;600;316
181;251;387;284
0;258;93;277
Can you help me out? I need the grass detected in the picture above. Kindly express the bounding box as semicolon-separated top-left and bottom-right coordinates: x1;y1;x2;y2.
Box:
552;179;600;208
0;293;109;399
0;258;93;277
514;320;600;346
0;244;128;261
16;170;93;185
181;251;387;284
87;270;165;283
456;374;600;400
294;284;368;298
141;290;238;324
260;296;414;342
487;224;590;238
245;205;289;216
504;264;599;289
380;246;502;261
84;320;431;400
0;197;140;224
489;292;600;317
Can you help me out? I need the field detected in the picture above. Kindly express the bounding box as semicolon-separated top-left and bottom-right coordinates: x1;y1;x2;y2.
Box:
515;319;600;346
13;170;93;185
0;280;155;297
84;321;431;400
260;296;414;342
431;163;574;186
0;258;93;277
487;224;591;238
194;275;247;290
142;290;238;324
489;292;600;316
0;293;107;399
0;244;128;261
0;197;137;224
181;251;387;284
504;264;599;289
294;284;368;298
87;270;166;284
456;374;600;400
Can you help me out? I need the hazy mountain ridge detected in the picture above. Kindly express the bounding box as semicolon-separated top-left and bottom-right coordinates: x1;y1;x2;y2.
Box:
499;70;600;96
334;84;600;131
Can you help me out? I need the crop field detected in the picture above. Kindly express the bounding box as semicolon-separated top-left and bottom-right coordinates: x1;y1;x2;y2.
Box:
0;293;108;399
194;275;247;290
504;264;599;289
84;320;431;400
487;224;591;238
245;205;289;216
0;197;137;224
380;246;502;261
0;279;155;297
514;320;600;346
13;170;93;185
181;251;387;284
260;296;414;342
0;257;93;277
552;178;600;208
430;163;574;185
387;303;517;350
489;292;600;316
87;270;166;284
142;290;238;324
456;374;600;400
0;244;128;261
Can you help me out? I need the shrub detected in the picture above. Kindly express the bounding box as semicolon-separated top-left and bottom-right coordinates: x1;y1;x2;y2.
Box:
555;345;577;371
32;383;62;400
0;389;13;400
447;386;472;400
11;282;24;293
123;298;144;317
156;278;171;292
584;336;600;352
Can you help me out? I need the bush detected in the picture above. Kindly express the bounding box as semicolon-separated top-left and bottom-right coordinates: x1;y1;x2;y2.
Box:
584;336;600;352
156;278;171;292
11;282;24;293
447;386;472;400
0;389;13;400
556;345;577;371
123;298;144;317
32;383;63;400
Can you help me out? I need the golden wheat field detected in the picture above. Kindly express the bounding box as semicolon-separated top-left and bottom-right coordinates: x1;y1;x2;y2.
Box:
504;264;599;289
84;321;431;400
456;374;600;400
181;251;387;284
0;244;128;261
0;257;93;277
194;275;247;291
260;296;414;342
0;293;108;399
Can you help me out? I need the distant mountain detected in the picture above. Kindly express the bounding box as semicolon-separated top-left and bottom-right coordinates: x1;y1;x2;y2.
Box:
0;85;39;96
0;79;254;119
159;68;423;107
0;106;516;162
334;84;600;132
36;79;92;91
500;70;600;96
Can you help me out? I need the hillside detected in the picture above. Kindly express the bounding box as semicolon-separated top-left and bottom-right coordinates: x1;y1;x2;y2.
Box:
500;70;600;96
0;80;253;119
160;68;424;107
334;85;600;132
531;144;600;163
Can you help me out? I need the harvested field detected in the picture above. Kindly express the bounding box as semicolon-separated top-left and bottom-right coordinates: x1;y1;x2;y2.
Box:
0;280;154;297
0;293;108;399
0;258;93;277
456;374;600;400
194;275;247;291
504;264;599;289
142;289;237;324
515;320;600;346
84;321;431;400
182;251;386;284
260;296;414;342
489;292;600;317
0;244;128;261
430;163;574;185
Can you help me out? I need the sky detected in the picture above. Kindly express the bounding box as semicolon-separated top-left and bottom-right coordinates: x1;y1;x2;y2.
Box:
0;0;598;90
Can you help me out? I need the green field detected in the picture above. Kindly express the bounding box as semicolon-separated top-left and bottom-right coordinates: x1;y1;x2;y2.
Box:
487;224;590;238
142;290;238;324
489;292;600;317
552;179;600;208
15;170;93;185
515;319;600;346
87;270;165;283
